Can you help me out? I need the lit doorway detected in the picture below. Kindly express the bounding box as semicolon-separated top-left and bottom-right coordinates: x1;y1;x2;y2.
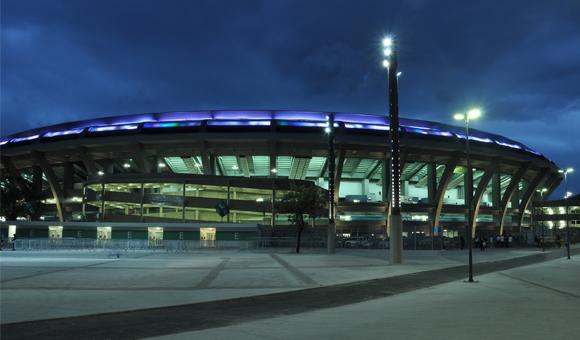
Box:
48;226;63;241
200;227;216;248
8;225;16;241
97;226;112;240
148;227;163;246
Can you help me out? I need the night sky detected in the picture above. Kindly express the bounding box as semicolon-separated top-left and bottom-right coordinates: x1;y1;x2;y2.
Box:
2;0;579;196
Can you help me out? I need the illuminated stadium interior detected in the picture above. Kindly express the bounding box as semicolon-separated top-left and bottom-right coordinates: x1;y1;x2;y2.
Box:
0;110;564;246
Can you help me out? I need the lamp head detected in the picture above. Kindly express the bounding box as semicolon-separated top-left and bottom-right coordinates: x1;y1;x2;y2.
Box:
467;108;482;120
382;37;393;47
453;113;465;121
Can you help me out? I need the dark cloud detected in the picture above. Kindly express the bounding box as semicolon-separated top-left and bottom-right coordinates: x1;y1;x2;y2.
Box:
1;0;579;194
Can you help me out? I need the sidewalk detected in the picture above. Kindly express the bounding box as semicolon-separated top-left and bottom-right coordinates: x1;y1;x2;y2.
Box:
0;247;566;324
152;255;580;340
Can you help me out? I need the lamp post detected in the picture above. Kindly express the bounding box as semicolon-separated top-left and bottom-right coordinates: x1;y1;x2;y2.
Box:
326;114;336;254
536;188;548;252
382;36;403;264
558;167;574;259
454;108;481;283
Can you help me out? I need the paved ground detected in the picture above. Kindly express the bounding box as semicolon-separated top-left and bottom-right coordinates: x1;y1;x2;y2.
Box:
153;255;580;340
1;246;577;339
0;247;544;324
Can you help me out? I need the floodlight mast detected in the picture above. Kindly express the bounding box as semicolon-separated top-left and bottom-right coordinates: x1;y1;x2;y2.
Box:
385;37;403;264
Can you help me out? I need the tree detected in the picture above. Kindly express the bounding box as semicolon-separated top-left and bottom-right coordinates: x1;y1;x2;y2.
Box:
0;174;43;221
280;184;326;253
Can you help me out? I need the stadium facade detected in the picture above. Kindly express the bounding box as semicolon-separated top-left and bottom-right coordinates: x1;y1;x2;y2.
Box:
0;110;564;246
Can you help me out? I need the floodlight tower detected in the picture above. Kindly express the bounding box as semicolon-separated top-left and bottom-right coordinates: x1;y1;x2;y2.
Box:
558;167;574;259
383;36;403;264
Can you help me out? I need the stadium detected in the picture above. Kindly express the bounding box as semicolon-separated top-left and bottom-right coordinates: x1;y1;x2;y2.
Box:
0;110;563;248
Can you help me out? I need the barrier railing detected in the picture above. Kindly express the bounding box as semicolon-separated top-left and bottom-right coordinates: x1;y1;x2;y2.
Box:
11;238;254;252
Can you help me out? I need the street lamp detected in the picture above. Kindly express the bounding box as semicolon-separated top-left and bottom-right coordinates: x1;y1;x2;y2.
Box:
454;108;482;282
536;188;548;252
382;35;403;264
327;113;336;254
558;167;574;259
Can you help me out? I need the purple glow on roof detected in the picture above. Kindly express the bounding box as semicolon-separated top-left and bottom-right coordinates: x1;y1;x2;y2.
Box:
495;141;522;149
403;125;432;131
157;111;211;121
426;130;453;137
212;111;273;120
88;124;139;132
43;128;85;138
143;121;201;128
345;123;389;131
10;135;40;143
108;114;156;125
207;120;271;126
274;111;327;121
335;113;387;125
0;110;544;157
278;121;328;128
525;148;542;155
469;136;493;143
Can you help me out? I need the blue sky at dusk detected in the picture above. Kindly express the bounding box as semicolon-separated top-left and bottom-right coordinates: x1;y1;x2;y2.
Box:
2;0;579;195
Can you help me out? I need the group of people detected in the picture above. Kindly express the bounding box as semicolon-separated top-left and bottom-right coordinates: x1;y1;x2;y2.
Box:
473;234;513;251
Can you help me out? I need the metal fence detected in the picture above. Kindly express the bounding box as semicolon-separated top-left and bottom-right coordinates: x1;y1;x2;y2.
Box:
11;238;254;252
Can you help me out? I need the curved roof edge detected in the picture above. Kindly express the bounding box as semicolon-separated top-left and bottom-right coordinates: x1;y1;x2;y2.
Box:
0;110;546;159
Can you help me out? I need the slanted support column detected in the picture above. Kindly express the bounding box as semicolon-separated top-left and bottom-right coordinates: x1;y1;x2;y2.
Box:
470;167;494;237
517;168;550;227
33;152;65;222
431;155;460;230
499;163;531;235
77;147;98;178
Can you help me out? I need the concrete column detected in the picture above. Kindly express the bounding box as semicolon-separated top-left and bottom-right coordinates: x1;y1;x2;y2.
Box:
227;182;231;223
492;170;501;209
182;182;186;223
427;162;437;205
427;162;437;249
271;180;276;227
32;166;43;194
63;162;74;197
362;179;370;198
511;181;520;208
140;182;144;223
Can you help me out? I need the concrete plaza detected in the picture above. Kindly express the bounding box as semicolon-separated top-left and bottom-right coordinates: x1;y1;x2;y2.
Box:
1;246;578;339
154;255;580;340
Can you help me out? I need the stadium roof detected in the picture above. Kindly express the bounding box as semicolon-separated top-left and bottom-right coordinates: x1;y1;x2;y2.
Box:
0;110;542;157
